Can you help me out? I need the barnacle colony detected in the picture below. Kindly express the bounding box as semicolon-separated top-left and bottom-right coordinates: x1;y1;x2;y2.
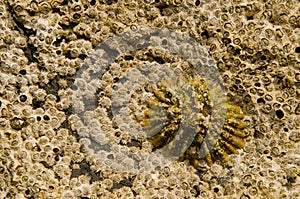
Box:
72;28;248;172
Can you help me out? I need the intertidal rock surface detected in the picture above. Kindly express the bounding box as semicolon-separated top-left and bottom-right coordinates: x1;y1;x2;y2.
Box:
0;0;299;198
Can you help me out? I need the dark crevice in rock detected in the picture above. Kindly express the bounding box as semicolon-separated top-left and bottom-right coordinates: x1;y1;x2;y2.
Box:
32;99;45;109
110;176;136;191
7;2;38;65
24;43;39;64
40;161;53;169
59;22;78;31
76;34;90;41
127;139;143;149
70;161;102;183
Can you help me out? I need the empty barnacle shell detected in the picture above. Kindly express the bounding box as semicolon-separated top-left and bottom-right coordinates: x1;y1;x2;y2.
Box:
10;117;28;130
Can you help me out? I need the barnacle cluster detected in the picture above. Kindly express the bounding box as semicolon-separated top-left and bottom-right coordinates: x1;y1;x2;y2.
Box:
121;54;249;168
0;0;300;198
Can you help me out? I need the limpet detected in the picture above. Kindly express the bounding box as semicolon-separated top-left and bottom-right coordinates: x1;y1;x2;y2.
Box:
135;72;248;167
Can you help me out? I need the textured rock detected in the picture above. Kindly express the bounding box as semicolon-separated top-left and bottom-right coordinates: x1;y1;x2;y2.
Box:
0;0;299;198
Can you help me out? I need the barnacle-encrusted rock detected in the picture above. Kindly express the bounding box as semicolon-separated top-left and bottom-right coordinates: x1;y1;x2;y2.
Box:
0;0;300;198
77;41;248;169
